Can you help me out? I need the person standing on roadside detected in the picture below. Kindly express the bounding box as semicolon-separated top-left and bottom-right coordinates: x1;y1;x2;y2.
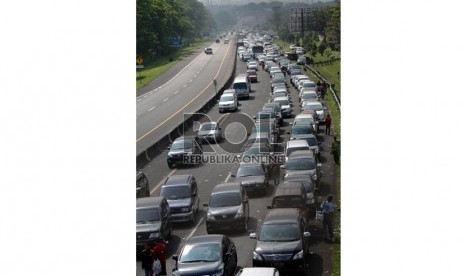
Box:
141;243;154;276
152;254;162;276
321;195;335;241
331;136;340;165
152;241;167;275
325;114;332;135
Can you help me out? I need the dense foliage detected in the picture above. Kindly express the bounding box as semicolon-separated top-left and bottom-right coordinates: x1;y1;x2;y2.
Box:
137;0;214;61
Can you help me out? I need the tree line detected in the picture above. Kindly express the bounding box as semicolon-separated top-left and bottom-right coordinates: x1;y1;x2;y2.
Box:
137;0;215;62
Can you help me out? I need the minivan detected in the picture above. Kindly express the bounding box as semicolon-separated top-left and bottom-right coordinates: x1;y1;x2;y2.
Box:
284;140;311;162
268;182;308;221
160;175;199;224
232;74;251;99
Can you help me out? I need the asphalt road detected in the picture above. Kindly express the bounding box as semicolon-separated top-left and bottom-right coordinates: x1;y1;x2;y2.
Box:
136;50;340;275
136;36;237;155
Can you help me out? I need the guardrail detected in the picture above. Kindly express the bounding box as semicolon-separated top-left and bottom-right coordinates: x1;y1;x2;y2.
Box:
305;64;340;109
311;57;340;67
136;47;238;170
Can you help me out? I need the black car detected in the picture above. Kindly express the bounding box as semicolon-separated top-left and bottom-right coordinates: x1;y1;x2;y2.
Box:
204;182;249;233
172;234;238;276
233;163;270;195
167;136;203;168
136;196;172;252
160;175;200;224
136;169;150;198
250;208;310;273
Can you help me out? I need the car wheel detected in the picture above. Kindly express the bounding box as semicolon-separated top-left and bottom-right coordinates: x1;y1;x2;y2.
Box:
190;210;196;224
167;162;174;169
243;217;248;232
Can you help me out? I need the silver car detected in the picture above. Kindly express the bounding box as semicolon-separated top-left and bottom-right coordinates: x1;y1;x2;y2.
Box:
218;94;238;113
196;122;222;143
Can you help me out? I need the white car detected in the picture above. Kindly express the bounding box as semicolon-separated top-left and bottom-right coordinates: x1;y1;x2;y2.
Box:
247;61;258;71
218;93;238;113
301;101;325;122
300;91;319;102
273;96;292;118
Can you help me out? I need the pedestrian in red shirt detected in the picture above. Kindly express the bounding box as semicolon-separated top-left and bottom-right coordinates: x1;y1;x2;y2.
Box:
325;114;332;135
152;241;167;275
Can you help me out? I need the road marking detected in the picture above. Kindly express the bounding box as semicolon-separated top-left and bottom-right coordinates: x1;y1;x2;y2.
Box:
183;84;187;88
174;90;179;94
163;98;169;102
224;172;232;183
137;42;232;142
148;106;157;112
189;79;193;83
185;217;204;241
150;169;177;195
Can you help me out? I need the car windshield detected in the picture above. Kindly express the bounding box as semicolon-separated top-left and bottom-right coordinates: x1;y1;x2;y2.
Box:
295;117;314;125
221;95;235;102
287;158;316;170
237;165;264;177
257;112;273;120
275;99;289;106
160;186;190;199
285;179;313;193
303;82;316;88
274;92;287;98
304;103;323;111
179;243;221;263
200;123;216;131
244;146;269;156
304;136;318;146
273;196;304;209
136;208;160;223
286;147;308;157
292;126;312;135
210;192;242;207
233;82;247;90
259;223;300;242
302;93;318;99
171;139;192;150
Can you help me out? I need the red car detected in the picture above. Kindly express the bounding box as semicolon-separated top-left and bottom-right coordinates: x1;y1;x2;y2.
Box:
246;69;257;83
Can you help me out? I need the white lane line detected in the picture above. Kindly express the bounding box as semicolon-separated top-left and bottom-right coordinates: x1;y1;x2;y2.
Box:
150;169;176;194
184;217;204;241
137;98;142;102
194;74;197;78
148;106;157;112
163;98;169;102
189;79;193;83
174;90;179;94
183;84;187;88
224;172;232;183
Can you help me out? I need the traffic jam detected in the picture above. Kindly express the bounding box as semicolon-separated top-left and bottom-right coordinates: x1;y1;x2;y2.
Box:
137;30;338;276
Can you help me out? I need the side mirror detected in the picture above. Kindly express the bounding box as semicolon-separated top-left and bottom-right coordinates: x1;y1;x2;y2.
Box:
303;232;311;238
172;255;179;261
318;142;322;145
218;127;222;130
253;116;256;119
286;131;290;134
230;174;236;177
249;233;257;239
203;203;209;207
166;147;170;150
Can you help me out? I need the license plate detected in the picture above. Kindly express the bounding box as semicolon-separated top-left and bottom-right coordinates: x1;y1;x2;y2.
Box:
271;262;283;267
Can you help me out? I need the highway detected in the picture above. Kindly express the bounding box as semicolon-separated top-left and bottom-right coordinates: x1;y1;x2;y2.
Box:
136;37;237;155
136;50;339;275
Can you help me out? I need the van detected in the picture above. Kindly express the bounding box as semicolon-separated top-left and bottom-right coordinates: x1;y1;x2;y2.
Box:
232;74;250;99
160;175;200;224
284;139;311;162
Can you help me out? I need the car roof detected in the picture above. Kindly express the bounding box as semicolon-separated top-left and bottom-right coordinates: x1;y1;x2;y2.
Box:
236;267;278;276
223;89;236;94
249;132;270;139
275;182;305;197
273;96;289;101
164;174;192;186
212;182;242;194
174;136;197;142
136;196;165;208
187;234;224;245
264;208;301;224
287;139;309;147
288;149;315;159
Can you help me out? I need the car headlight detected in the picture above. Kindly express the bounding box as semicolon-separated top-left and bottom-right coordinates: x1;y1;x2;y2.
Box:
181;207;191;212
235;206;244;218
149;232;160;239
168;153;173;157
207;212;215;220
293;250;304;260
253;251;263;261
212;264;224;276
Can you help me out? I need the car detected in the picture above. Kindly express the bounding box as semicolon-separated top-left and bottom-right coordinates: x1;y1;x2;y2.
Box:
253;111;278;131
296;55;306;65
136;169;150;198
242;132;273;152
250;208;310;273
268;182;308;220
299;80;317;93
251;122;279;144
289;121;315;137
196;121;222;143
284;140;311;162
238;144;273;165
294;112;319;133
272;96;292;118
224;38;230;44
301;101;325;123
136;196;172;252
233;163;271;195
261;103;283;126
235;267;280;276
290;131;321;159
205;47;213;54
216;38;221;43
159;175;200;224
166;136;203;168
172;234;238;276
219;93;238;113
242;52;252;61
282;150;321;184
246;69;258;83
284;174;317;212
247;60;258;71
300;91;320;102
204;182;249;233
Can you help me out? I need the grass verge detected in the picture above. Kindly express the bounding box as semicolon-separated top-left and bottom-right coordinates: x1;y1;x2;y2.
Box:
136;40;210;90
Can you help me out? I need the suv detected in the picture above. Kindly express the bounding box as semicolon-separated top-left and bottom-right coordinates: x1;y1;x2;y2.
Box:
167;136;203;168
136;169;150;198
284;140;311;162
136;196;172;252
205;47;213;54
160;175;199;224
204;182;249;233
250;208;310;273
233;163;271;195
284;175;316;215
282;150;321;185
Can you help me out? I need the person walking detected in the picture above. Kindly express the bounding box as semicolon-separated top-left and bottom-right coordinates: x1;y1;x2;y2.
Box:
152;241;167;275
152;254;162;276
141;243;154;276
331;136;340;165
325;114;332;135
320;195;335;241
